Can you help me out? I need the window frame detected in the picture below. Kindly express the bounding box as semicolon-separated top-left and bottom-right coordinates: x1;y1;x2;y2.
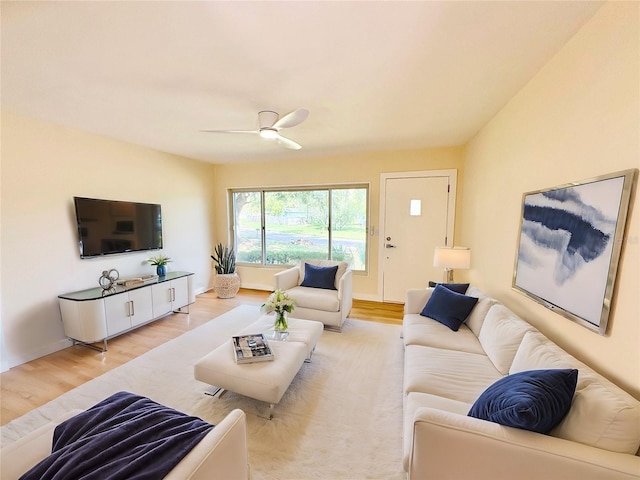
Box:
230;183;369;272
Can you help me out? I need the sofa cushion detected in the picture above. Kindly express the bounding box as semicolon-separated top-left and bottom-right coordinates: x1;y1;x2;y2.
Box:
404;288;433;315
427;282;470;294
297;259;348;288
402;317;485;354
420;285;478;331
300;263;338;290
463;287;497;337
478;304;534;375
468;369;578;434
510;331;640;454
286;286;340;312
404;344;502;404
464;285;486;298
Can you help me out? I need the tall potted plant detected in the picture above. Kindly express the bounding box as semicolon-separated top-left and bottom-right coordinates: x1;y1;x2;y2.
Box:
211;243;240;298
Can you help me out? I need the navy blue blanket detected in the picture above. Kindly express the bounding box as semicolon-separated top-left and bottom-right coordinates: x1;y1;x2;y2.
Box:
20;391;213;480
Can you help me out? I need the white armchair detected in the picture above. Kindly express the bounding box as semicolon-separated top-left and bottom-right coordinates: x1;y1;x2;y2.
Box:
274;259;353;331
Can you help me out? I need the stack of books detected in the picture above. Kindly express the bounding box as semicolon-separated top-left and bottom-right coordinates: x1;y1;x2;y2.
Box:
232;334;274;364
117;275;159;287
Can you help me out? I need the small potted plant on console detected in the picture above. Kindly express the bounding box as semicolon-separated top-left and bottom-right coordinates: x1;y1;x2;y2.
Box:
147;254;172;276
211;243;240;298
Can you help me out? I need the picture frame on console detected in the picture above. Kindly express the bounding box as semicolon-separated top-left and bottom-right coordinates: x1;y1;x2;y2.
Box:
512;169;636;335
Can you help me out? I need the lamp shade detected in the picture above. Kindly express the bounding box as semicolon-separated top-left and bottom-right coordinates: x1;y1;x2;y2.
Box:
433;247;471;269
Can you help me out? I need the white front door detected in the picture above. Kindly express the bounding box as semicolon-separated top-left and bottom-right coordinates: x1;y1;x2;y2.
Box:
380;171;456;303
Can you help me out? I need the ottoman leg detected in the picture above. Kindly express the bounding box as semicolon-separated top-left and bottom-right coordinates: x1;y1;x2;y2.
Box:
257;403;275;420
204;386;224;397
304;346;317;363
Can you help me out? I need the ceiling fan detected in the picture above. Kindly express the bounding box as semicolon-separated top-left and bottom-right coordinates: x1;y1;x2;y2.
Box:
201;109;309;150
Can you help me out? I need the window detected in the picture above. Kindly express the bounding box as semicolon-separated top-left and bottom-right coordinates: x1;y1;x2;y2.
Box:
232;185;368;271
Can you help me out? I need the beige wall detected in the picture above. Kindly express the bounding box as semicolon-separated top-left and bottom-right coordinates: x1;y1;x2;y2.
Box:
211;148;465;299
1;112;216;368
461;2;639;396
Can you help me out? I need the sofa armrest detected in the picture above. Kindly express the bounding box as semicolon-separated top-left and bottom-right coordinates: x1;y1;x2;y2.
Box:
274;266;300;291
167;409;249;480
409;407;640;480
337;269;353;317
0;410;84;479
404;288;433;315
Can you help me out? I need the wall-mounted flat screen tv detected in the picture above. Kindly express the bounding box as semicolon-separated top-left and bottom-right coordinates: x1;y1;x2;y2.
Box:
74;197;163;258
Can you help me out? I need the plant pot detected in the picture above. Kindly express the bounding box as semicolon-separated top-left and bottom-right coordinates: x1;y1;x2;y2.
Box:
213;272;240;298
157;265;167;276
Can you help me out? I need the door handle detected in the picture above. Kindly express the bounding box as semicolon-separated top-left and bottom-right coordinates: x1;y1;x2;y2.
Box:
385;243;396;248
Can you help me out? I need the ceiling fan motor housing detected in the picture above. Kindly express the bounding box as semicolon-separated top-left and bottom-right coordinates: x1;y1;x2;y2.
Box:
258;110;279;128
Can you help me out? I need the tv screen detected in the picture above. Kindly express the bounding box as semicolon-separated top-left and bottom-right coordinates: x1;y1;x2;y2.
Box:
74;197;163;258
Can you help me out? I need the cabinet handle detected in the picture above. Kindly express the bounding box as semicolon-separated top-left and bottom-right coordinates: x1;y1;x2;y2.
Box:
129;300;135;317
171;288;176;302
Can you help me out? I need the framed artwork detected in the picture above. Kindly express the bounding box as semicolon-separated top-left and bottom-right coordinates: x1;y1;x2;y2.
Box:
512;169;636;335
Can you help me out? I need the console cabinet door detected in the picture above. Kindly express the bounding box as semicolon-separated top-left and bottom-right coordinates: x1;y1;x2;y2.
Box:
171;277;189;310
104;293;132;336
129;287;154;327
151;283;173;318
152;277;189;316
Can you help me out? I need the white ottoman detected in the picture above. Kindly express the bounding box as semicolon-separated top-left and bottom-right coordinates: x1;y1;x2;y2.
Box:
194;316;323;419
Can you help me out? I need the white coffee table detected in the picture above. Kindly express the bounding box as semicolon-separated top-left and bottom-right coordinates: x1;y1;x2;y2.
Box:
194;315;323;419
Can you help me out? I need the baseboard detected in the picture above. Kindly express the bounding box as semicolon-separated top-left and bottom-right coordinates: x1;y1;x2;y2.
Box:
193;286;207;296
353;293;383;302
238;282;272;292
8;337;73;369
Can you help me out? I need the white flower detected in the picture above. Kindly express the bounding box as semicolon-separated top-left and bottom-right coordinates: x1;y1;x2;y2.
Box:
261;289;296;315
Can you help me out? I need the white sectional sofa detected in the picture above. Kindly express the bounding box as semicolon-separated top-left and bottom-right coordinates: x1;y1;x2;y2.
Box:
402;285;640;480
1;407;249;480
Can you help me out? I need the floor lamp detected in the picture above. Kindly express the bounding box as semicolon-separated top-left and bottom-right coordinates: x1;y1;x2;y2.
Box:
433;247;471;283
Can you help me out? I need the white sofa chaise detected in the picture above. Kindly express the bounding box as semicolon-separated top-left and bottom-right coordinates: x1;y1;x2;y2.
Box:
274;259;352;331
403;286;640;480
1;407;249;480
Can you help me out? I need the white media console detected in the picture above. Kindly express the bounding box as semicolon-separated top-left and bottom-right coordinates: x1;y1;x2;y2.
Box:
58;271;195;351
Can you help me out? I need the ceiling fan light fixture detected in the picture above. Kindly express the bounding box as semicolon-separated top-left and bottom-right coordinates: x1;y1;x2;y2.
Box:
259;128;279;140
202;109;307;150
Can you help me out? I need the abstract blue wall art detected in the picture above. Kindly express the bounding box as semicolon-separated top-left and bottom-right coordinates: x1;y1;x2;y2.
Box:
513;169;636;335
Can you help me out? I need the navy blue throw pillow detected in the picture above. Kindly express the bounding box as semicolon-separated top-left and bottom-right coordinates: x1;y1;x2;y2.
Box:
427;282;470;294
420;284;478;331
300;263;338;290
468;369;578;434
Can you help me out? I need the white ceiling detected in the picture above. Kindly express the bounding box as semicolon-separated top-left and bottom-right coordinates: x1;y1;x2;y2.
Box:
1;1;603;164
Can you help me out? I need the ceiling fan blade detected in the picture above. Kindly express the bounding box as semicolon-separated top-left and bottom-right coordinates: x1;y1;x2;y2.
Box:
272;109;309;129
276;134;302;150
200;129;258;134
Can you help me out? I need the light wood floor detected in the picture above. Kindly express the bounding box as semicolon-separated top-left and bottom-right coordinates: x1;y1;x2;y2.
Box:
0;289;402;426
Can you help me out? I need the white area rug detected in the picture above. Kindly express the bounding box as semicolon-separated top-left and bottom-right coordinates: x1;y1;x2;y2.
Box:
1;305;406;480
